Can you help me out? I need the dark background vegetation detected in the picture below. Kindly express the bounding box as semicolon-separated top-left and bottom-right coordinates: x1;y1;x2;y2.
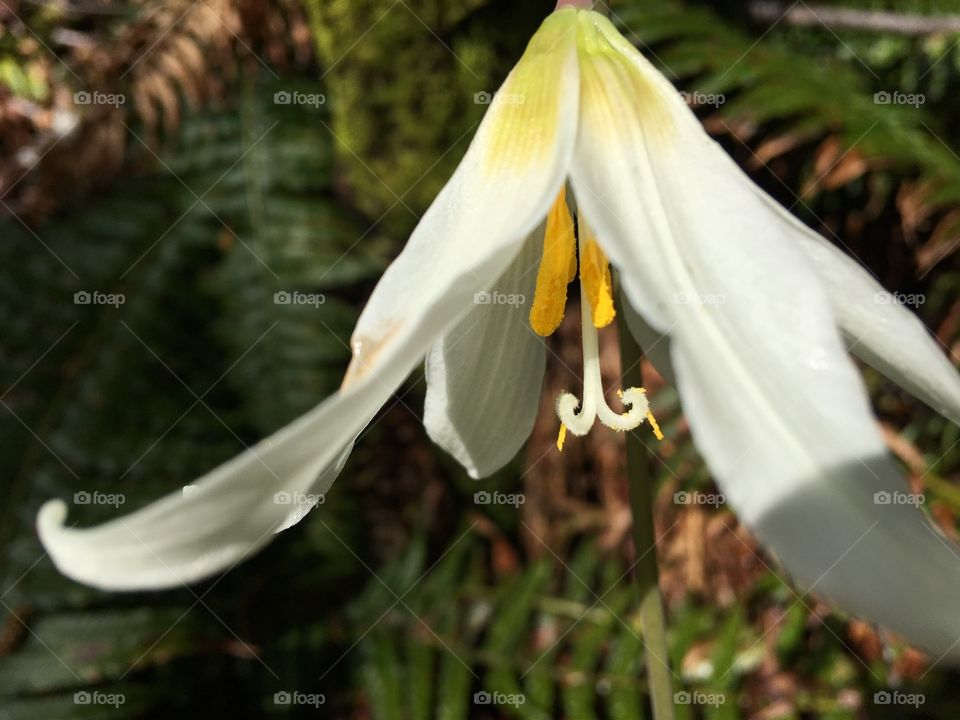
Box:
2;0;960;717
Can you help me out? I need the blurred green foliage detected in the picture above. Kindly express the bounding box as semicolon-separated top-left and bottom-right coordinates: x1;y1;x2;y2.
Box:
1;0;960;718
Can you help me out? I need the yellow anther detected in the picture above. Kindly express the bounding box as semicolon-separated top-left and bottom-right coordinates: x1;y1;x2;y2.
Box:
530;187;576;336
557;423;568;451
578;219;616;328
646;410;664;441
619;388;663;441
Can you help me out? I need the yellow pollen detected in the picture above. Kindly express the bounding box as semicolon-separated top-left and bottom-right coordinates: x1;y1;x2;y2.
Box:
557;423;568;451
530;187;576;336
578;219;616;328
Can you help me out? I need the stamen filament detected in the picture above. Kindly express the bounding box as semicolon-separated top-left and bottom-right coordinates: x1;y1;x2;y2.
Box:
555;279;650;436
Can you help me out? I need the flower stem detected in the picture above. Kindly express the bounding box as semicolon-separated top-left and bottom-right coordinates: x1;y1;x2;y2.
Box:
617;309;676;720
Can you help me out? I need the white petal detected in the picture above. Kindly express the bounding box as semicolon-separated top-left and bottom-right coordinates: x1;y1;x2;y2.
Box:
752;455;960;662
37;10;582;592
646;65;960;425
39;390;378;591
622;207;960;427
273;443;353;533
783;216;960;425
424;230;546;478
571;11;960;660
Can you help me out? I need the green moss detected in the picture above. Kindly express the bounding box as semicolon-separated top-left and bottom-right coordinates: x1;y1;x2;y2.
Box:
303;0;501;233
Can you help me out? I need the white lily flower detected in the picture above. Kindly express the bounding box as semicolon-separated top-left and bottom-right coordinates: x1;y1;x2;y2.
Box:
38;2;960;661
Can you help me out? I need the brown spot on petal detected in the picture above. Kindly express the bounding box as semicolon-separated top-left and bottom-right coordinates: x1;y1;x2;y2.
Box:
340;323;403;391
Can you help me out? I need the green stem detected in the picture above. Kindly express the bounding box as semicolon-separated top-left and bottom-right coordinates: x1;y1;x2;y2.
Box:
618;311;676;720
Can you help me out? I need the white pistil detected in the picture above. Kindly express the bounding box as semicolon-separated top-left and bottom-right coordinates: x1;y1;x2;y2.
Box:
555;282;650;436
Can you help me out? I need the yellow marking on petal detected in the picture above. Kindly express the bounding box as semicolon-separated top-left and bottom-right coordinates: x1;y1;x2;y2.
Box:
530;187;576;336
482;8;578;174
557;423;568;451
646;410;664;441
578;218;616;328
575;12;676;147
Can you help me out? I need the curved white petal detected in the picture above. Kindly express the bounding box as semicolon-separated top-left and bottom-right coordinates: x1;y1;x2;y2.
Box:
38;395;373;591
774;212;960;425
621;205;960;426
571;11;960;660
37;10;581;592
650;66;960;425
752;454;960;662
424;230;546;478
